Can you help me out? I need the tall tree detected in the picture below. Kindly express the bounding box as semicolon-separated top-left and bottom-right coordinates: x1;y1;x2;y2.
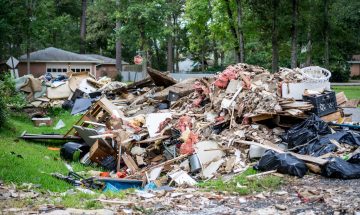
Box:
115;0;122;73
271;0;279;72
323;0;329;68
167;14;174;72
80;0;87;53
224;0;241;63
235;0;245;62
290;0;298;68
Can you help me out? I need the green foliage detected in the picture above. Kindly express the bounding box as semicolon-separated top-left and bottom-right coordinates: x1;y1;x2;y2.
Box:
0;73;26;128
0;0;359;76
329;62;350;82
115;73;123;82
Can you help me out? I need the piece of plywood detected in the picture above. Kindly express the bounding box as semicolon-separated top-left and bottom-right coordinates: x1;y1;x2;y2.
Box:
336;92;348;105
147;67;177;87
250;113;274;122
321;111;342;122
341;99;360;108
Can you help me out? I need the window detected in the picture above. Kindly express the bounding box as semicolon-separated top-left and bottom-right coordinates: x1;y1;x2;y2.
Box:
46;66;68;74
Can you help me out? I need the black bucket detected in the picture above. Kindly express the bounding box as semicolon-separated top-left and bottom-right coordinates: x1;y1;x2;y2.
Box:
60;142;90;161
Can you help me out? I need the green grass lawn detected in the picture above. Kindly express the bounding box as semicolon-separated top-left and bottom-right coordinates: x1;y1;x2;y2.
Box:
332;86;360;100
0;109;91;192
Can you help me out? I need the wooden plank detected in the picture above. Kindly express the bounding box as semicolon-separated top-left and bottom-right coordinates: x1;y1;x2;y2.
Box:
321;111;342;122
340;99;360;108
236;140;328;165
250;113;274;122
141;154;189;173
336;92;348;105
122;153;139;173
147;67;177;87
137;135;170;144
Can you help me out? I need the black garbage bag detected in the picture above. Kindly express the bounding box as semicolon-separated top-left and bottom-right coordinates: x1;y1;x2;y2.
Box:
322;157;360;179
254;150;308;178
282;114;331;149
62;100;74;110
298;131;360;157
348;153;360;164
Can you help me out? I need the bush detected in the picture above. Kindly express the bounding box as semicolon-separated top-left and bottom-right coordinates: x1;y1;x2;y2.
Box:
329;62;350;83
115;73;123;82
0;73;26;127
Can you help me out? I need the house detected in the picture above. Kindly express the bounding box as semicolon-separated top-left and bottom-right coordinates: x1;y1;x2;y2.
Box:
17;47;128;79
349;55;360;77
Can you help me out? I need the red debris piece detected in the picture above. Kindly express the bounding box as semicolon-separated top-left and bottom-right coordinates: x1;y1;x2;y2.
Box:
180;131;199;155
177;115;192;132
214;66;239;88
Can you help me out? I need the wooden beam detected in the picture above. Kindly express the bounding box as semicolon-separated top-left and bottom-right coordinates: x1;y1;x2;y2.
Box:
236;140;328;165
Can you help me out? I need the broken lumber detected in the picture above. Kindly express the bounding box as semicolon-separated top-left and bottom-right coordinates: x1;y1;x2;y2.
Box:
236;140;328;165
147;67;177;87
246;170;277;178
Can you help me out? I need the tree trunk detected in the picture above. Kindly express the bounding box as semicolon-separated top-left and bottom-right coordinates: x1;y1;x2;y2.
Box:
306;28;312;66
153;39;161;69
235;0;245;63
220;51;225;66
271;0;279;72
224;0;241;63
201;47;205;72
291;0;298;68
26;0;32;74
175;47;179;72
80;0;87;54
115;0;122;73
324;0;329;68
26;36;30;74
167;16;173;72
213;40;218;67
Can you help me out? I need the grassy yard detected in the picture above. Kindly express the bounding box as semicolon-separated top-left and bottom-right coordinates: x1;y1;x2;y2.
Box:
332;86;360;100
0;109;89;192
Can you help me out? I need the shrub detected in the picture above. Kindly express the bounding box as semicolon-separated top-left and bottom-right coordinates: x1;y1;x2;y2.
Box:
329;62;350;83
0;73;26;127
115;73;123;82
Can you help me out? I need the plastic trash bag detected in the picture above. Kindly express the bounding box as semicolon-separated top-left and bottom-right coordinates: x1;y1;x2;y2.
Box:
298;131;360;157
254;150;308;178
281;114;331;149
348;153;360;164
322;157;360;179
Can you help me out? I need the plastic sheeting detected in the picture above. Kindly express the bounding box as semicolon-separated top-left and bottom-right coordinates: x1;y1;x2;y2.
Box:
281;114;332;149
254;150;308;178
297;131;360;157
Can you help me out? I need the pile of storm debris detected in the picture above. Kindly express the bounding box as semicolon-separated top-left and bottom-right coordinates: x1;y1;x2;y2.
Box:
20;64;360;192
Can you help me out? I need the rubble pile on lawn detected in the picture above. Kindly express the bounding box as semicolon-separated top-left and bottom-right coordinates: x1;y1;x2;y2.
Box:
20;64;360;192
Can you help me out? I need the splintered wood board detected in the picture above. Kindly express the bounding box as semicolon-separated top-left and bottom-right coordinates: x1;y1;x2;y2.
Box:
336;92;348;105
321;111;342;122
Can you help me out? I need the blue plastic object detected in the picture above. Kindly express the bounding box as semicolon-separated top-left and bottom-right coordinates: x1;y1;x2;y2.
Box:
102;179;143;192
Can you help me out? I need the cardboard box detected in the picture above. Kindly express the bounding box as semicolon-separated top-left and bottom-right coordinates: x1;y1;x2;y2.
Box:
32;117;53;127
